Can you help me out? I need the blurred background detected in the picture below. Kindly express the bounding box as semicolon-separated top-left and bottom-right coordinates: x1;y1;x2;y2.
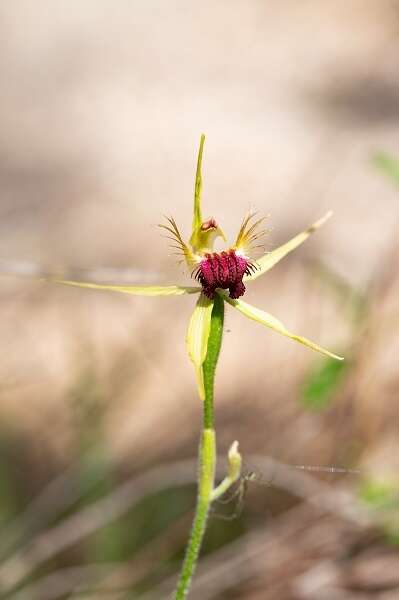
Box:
1;1;399;598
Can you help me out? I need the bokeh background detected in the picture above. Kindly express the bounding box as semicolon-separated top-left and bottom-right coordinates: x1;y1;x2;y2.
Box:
1;1;399;598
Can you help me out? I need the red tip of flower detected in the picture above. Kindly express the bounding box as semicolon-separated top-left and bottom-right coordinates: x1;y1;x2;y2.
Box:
194;250;257;299
201;218;218;231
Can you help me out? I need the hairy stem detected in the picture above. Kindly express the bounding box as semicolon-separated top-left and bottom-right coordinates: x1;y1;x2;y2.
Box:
174;294;224;600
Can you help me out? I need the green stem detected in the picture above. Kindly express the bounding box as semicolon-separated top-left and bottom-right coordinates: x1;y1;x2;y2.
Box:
203;294;224;429
174;294;224;600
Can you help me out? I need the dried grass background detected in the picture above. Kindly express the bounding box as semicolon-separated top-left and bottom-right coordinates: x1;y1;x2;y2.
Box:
0;1;399;598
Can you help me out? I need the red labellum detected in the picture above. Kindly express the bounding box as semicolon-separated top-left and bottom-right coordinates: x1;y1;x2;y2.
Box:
194;250;257;299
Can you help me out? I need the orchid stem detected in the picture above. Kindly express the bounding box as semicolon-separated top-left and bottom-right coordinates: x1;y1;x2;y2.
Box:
174;294;224;600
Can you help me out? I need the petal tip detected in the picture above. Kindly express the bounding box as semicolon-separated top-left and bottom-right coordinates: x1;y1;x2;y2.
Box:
308;210;333;233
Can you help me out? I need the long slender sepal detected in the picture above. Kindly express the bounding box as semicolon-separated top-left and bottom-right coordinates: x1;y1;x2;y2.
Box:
246;211;333;282
192;134;205;233
190;135;207;252
223;294;343;361
49;280;201;296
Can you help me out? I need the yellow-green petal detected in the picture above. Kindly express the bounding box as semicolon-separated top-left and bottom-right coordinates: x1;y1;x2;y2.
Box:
186;293;214;400
223;294;343;361
246;211;333;282
49;279;201;296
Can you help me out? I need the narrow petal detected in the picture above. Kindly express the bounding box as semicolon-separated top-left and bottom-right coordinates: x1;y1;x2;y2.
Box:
223;295;343;361
246;211;333;282
159;216;198;267
234;211;269;256
192;134;205;234
186;293;214;399
50;279;201;296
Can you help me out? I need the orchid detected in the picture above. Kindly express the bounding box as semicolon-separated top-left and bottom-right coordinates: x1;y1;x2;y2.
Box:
51;135;343;599
54;135;342;401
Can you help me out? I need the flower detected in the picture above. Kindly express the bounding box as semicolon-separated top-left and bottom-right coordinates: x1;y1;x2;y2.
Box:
53;135;343;399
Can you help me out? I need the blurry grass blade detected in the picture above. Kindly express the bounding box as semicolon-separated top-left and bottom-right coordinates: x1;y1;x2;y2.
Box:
186;293;214;399
247;211;333;282
223;295;344;360
372;152;399;186
50;280;201;296
360;479;399;511
302;357;348;411
360;479;399;546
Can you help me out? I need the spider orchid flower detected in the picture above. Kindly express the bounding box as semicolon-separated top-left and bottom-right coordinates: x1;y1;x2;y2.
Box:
54;135;343;399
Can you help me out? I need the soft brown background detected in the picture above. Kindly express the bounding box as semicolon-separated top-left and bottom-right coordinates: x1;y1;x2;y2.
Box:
0;2;399;599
